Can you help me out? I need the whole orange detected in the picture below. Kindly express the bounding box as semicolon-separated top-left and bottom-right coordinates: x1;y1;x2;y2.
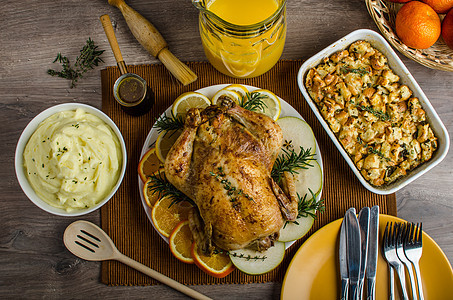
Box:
422;0;453;14
442;8;453;49
396;1;441;49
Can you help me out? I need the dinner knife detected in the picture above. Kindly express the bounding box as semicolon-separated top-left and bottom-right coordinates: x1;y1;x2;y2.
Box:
366;206;379;300
358;207;370;299
339;208;355;300
346;209;361;300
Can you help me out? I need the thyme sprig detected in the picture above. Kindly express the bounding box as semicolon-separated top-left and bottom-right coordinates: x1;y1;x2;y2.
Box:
271;147;315;183
239;91;268;112
213;249;267;261
47;38;104;88
210;167;254;202
356;104;391;121
357;137;391;162
340;66;370;76
147;171;195;207
153;111;185;134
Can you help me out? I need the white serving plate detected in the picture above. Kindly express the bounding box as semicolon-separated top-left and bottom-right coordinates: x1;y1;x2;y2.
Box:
15;103;127;216
297;29;450;195
138;84;323;249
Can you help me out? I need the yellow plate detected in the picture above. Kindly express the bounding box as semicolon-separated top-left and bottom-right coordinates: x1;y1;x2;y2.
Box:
281;214;453;300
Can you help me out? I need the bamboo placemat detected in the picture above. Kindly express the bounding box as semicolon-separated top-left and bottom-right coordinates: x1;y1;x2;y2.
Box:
100;61;396;286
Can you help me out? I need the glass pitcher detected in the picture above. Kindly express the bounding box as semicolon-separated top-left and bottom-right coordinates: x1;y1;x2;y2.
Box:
192;0;287;78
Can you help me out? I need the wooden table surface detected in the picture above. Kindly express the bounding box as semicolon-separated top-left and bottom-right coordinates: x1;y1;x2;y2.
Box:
1;0;452;298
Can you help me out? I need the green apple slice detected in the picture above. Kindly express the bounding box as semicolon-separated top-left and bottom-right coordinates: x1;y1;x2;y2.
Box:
292;160;322;199
277;117;316;154
229;241;285;275
278;212;315;242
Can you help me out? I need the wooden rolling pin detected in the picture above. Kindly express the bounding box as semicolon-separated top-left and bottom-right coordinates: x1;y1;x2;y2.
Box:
108;0;197;86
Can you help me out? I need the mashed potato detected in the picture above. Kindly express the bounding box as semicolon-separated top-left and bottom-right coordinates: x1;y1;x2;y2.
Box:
23;108;122;212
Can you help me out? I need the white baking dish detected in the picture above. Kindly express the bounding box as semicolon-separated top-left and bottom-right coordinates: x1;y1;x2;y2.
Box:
297;29;450;195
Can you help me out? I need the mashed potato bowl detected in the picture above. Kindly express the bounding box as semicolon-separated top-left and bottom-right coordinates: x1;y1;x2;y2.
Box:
15;103;127;216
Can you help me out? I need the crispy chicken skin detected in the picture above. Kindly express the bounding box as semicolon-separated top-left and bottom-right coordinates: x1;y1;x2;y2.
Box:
164;98;293;251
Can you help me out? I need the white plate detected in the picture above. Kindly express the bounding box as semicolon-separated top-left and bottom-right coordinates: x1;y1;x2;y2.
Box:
297;29;450;195
138;84;323;249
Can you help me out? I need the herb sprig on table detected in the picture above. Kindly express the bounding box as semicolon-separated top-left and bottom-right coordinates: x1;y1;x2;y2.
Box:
47;38;104;88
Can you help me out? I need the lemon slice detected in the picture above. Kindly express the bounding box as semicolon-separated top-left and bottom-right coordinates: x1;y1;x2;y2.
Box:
156;129;183;163
171;92;211;119
222;84;249;101
211;89;242;105
246;89;281;120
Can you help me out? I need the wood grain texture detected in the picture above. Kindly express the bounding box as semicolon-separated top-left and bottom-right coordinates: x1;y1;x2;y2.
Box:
1;0;451;298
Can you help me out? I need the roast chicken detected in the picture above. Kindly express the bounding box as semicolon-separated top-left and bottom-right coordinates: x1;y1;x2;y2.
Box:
164;98;297;253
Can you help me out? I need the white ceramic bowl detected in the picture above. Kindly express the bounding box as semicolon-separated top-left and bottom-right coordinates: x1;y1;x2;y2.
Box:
15;103;127;216
297;29;450;194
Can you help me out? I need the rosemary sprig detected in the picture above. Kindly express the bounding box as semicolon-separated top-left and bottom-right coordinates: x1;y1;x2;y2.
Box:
239;91;268;112
47;38;104;88
153;111;185;134
284;189;325;228
271;147;315;183
147;171;194;207
356;104;391;121
295;189;325;220
340;66;370;75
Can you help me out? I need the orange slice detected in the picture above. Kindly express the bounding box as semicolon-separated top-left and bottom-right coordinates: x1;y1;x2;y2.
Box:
142;169;165;208
156;129;183;163
138;147;163;183
169;220;194;264
191;242;235;278
151;196;193;238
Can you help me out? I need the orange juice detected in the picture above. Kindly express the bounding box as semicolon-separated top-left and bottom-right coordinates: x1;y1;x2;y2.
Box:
196;0;286;78
208;0;278;26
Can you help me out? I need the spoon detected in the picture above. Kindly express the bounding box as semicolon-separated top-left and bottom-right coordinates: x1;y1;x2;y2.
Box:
63;220;212;300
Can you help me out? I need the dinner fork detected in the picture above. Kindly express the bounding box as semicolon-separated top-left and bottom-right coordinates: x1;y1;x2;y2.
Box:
396;223;418;300
382;223;396;300
383;222;409;300
404;223;424;300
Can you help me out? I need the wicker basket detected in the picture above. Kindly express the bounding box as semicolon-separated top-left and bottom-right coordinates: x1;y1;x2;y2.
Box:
366;0;453;72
